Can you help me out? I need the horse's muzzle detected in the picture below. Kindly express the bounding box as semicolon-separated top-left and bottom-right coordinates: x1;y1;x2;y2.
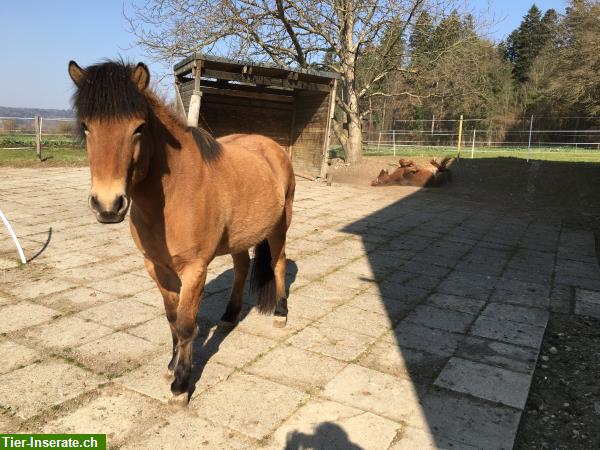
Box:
88;193;129;224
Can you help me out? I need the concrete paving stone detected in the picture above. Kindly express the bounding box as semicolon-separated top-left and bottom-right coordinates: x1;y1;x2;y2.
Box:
502;269;552;286
323;364;422;422
435;357;531;409
41;286;117;313
482;302;549;327
0;340;41;375
576;288;600;305
73;331;162;375
22;315;114;350
359;339;447;385
456;335;538;374
87;272;155;297
127;288;162;307
58;264;122;284
42;389;165;446
401;260;451;278
236;308;311;341
127;316;171;346
425;293;485;315
122;412;254;450
0;360;103;420
287;322;376;361
269;398;400;450
318;305;393;338
49;252;102;270
390;425;479;450
320;269;377;291
192;372;306;439
366;283;429;304
348;292;415;321
549;283;572;313
387;322;462;357
470;316;546;349
287;292;337;320
0;302;59;333
116;353;233;403
404;305;475;334
246;344;345;390
76;297;161;330
294;255;339;280
3;278;73;300
489;287;550;309
294;280;361;305
436;272;497;300
195;328;277;369
407;389;521;450
556;274;600;291
575;301;600;319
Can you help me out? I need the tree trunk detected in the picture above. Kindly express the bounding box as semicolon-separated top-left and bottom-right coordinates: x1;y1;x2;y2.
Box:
345;111;362;163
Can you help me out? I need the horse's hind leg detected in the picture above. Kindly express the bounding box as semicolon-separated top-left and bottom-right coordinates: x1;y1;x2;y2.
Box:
144;259;180;378
220;250;250;327
268;221;289;328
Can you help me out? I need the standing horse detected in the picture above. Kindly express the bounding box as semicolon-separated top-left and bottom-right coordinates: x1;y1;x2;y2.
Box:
68;60;295;405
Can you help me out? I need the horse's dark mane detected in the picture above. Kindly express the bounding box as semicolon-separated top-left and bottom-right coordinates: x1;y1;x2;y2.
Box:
72;59;222;161
72;60;148;121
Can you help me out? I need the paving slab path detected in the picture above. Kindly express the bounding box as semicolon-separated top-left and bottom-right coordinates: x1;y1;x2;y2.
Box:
1;167;599;449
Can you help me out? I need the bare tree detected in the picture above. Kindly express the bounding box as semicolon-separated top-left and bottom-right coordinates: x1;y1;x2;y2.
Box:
126;0;435;163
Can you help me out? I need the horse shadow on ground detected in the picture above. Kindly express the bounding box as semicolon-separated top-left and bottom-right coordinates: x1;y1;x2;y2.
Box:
187;259;298;397
284;422;363;450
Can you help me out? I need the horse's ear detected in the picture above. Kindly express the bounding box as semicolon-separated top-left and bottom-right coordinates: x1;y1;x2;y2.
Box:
132;62;150;91
68;60;86;87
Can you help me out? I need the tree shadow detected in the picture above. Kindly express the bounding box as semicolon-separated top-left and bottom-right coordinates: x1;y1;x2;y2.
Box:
187;259;298;396
284;422;363;450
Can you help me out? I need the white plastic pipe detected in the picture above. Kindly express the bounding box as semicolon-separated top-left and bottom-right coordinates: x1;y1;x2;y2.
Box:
0;209;27;264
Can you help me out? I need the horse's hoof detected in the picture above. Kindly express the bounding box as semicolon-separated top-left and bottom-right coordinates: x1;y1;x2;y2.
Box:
168;393;189;409
273;315;287;328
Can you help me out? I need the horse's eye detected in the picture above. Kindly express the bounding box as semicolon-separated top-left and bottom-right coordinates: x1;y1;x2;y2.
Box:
81;123;89;135
134;123;146;135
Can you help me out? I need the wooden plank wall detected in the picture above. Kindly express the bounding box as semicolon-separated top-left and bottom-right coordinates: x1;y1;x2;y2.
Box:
180;80;294;149
180;78;331;176
291;91;330;175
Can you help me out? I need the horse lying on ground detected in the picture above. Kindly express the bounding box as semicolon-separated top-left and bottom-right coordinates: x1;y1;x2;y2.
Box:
68;59;295;406
371;157;453;187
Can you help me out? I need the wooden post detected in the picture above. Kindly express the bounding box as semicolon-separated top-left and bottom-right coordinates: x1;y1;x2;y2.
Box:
319;79;337;179
456;115;463;160
393;129;396;157
471;129;476;159
527;115;534;163
431;114;435;135
187;61;203;127
35;115;42;160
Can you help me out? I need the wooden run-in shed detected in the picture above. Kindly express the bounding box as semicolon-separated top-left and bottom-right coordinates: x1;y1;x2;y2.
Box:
174;54;339;178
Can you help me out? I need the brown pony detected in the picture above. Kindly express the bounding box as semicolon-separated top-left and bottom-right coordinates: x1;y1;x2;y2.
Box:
68;60;295;405
371;157;452;187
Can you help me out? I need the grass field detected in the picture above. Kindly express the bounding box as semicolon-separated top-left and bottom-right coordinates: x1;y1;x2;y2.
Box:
331;145;600;163
0;133;79;149
0;147;87;167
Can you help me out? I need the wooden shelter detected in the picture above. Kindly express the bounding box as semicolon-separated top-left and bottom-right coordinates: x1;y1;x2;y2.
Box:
174;54;339;178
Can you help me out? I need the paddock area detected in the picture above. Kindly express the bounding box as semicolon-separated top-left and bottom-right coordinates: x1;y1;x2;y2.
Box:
1;165;599;449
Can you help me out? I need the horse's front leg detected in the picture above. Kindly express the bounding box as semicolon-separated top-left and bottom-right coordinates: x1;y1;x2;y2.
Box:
144;259;181;378
170;261;207;405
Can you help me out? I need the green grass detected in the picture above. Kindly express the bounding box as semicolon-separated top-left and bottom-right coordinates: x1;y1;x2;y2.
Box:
0;133;79;148
0;147;87;167
330;145;600;163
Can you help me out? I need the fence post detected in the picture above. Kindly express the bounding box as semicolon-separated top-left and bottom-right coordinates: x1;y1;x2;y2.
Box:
431;115;435;135
393;130;396;157
376;131;382;153
471;129;476;159
456;115;464;159
35;115;42;160
527;115;534;163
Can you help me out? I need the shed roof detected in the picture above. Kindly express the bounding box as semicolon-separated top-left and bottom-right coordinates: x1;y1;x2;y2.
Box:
174;53;340;85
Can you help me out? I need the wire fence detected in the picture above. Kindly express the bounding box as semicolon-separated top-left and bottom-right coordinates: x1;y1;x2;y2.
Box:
362;117;600;158
0;117;80;150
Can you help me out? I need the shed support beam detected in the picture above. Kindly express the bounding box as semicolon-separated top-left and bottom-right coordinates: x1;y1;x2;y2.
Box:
187;62;203;127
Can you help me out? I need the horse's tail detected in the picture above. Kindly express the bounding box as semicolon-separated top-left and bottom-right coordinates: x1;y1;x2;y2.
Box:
250;240;277;314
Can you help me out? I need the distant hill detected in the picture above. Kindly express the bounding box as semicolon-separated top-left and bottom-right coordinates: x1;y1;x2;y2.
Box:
0;106;74;119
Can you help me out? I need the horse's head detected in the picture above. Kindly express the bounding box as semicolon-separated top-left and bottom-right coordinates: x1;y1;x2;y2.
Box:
68;60;152;223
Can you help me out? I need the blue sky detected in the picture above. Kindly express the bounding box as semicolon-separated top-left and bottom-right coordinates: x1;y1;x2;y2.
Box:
0;0;567;110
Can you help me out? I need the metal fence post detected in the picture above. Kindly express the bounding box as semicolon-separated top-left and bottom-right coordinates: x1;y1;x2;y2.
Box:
527;115;534;162
456;115;464;159
471;129;476;159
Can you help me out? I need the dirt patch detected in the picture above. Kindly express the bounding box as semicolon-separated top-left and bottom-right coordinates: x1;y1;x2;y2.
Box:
515;314;600;449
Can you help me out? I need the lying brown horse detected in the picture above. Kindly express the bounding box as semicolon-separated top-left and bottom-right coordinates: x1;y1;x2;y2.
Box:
68;60;295;405
371;157;452;187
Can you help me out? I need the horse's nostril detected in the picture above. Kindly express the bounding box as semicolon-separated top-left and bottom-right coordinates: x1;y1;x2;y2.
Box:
114;196;124;213
89;194;100;211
